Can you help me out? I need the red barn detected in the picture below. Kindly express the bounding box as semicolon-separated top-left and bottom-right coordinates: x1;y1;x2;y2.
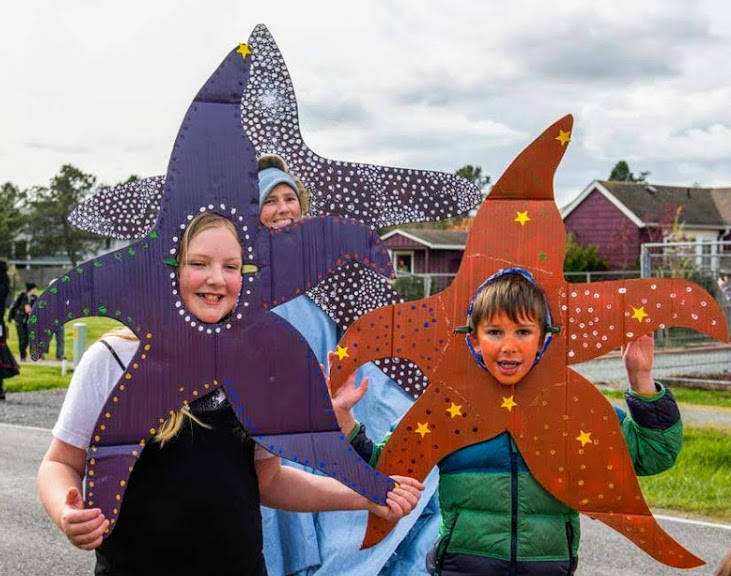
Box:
561;180;731;270
380;229;467;291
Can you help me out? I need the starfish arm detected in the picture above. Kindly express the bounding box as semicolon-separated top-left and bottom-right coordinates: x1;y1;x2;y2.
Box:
68;176;165;240
565;279;728;364
29;241;152;359
362;369;507;548
487;115;572;202
513;369;702;568
262;216;394;309
306;263;401;331
329;293;453;398
86;339;218;536
217;312;394;504
242;25;481;228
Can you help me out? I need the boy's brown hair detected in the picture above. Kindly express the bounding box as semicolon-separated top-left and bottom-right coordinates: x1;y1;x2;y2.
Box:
469;272;547;338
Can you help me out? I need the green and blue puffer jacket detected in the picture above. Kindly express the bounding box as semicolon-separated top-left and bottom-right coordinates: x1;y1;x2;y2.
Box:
350;384;682;576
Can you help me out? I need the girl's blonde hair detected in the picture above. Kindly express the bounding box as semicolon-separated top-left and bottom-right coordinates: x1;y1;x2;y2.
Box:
258;154;310;215
178;212;240;268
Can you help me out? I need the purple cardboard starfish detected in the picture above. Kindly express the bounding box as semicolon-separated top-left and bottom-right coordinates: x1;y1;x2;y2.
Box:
28;26;481;536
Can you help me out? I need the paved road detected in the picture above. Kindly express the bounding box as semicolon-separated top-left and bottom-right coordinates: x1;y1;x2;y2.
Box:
573;347;730;384
1;412;729;575
0;423;94;575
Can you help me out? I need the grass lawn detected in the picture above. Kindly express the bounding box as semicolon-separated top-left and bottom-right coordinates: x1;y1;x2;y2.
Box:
4;316;125;361
6;364;72;392
641;426;731;522
602;387;731;409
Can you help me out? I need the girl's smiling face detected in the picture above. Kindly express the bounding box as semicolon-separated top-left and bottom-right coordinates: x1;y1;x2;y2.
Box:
470;310;542;385
179;225;242;324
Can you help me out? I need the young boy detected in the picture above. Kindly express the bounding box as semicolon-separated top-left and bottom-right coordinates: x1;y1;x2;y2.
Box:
330;271;683;576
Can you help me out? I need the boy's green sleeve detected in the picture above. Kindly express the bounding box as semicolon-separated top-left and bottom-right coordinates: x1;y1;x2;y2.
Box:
619;383;683;476
348;420;391;468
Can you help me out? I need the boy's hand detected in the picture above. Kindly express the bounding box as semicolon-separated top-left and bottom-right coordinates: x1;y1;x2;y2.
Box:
621;333;656;394
367;475;424;522
322;351;368;435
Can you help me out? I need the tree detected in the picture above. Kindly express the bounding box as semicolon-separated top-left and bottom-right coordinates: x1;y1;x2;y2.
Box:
0;182;25;259
26;164;104;267
564;233;609;273
608;160;650;183
456;164;491;195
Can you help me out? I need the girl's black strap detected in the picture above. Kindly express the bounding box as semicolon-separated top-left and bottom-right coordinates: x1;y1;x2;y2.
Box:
98;338;126;371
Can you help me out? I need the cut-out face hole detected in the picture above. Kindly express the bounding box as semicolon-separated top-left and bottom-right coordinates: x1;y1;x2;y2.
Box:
179;225;243;324
469;311;543;386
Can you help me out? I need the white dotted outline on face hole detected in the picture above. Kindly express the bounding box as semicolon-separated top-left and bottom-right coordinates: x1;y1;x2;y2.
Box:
170;209;251;334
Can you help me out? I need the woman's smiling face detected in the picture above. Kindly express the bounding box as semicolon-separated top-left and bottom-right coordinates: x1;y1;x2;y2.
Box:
179;225;242;324
259;183;302;229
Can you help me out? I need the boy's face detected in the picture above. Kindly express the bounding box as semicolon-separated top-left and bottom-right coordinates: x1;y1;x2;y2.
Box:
470;310;543;385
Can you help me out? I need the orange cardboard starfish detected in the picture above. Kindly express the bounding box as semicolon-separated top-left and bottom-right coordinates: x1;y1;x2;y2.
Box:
330;115;728;568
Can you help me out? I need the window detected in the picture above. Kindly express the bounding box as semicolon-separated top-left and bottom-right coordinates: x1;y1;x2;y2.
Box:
393;251;414;275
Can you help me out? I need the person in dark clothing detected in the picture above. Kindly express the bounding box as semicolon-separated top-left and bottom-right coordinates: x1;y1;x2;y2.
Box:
0;260;19;400
8;282;38;361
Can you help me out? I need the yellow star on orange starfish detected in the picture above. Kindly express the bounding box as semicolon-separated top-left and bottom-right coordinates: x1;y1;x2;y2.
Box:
414;422;431;438
334;345;349;360
446;403;462;418
631;306;649;322
514;211;531;226
555;129;571;146
501;395;517;412
576;430;592;447
237;44;251;58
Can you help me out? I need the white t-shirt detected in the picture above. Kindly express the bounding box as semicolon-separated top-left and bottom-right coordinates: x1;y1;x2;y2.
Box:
53;335;273;459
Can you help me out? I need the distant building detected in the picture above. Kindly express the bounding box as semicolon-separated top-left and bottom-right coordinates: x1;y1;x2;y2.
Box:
561;180;731;269
380;228;467;291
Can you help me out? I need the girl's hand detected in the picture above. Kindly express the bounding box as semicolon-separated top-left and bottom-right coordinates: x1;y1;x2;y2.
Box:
367;475;424;522
621;333;656;394
322;351;368;435
59;487;109;550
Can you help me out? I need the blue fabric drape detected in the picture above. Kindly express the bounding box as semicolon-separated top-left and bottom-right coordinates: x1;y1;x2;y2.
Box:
264;295;440;575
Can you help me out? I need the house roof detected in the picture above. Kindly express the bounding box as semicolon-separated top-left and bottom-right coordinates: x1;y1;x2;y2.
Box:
380;228;467;249
562;180;731;229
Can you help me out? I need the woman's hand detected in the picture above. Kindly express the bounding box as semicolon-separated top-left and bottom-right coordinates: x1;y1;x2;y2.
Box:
322;350;368;435
621;333;656;394
367;475;424;522
59;487;109;550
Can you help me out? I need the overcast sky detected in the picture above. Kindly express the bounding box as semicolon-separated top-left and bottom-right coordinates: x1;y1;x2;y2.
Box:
2;0;730;208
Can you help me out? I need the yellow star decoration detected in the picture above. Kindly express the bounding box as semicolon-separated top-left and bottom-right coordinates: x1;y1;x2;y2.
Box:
501;395;517;412
334;345;349;361
514;211;531;226
415;422;431;438
576;430;592;447
555;129;571;146
446;403;462;418
236;44;251;58
630;306;649;323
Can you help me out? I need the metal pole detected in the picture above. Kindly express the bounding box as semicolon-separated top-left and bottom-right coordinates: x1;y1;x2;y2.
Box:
640;244;650;279
72;322;87;369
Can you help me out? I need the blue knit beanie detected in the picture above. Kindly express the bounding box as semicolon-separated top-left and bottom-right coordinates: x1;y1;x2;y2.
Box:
258;167;299;208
